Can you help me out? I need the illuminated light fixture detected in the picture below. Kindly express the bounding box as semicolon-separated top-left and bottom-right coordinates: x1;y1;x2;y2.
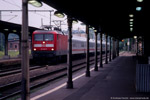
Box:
139;36;142;39
130;25;133;27
13;30;17;32
72;18;78;24
92;27;95;30
34;48;36;51
130;28;133;32
4;29;9;31
137;0;143;2
89;27;93;30
134;36;137;39
94;29;97;32
130;19;134;21
130;22;133;24
54;11;65;18
136;7;142;11
129;14;134;18
28;0;43;7
43;41;45;44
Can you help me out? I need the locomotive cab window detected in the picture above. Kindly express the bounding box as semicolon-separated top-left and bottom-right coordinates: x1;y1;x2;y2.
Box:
45;34;54;41
34;34;43;41
34;34;53;41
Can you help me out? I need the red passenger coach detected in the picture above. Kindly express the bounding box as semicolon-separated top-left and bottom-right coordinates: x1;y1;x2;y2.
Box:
32;30;67;58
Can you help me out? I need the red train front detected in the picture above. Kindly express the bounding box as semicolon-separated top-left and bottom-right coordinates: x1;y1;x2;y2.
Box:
32;30;67;58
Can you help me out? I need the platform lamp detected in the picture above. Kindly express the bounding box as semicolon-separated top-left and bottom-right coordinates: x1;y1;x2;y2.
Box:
21;0;42;100
28;0;43;7
54;11;78;24
72;18;78;24
54;12;79;88
54;11;65;18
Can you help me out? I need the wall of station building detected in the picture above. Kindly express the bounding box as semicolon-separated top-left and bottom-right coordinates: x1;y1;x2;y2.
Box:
0;33;31;51
8;40;31;51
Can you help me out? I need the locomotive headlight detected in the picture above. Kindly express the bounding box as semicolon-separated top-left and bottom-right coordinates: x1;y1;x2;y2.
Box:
34;48;36;51
51;48;54;51
43;41;45;44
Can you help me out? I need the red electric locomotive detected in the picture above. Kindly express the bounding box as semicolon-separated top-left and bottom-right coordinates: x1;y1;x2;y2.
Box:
32;30;68;58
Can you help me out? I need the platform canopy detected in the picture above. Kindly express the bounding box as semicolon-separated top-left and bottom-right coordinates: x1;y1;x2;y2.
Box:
42;0;149;40
0;20;39;35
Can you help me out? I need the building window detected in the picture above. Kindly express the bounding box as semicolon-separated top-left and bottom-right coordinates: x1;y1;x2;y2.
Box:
15;45;17;49
10;43;13;49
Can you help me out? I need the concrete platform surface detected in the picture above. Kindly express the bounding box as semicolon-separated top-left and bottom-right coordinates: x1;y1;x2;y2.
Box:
29;52;150;100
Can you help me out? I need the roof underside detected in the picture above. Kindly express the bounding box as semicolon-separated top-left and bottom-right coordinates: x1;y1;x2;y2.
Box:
0;21;39;35
42;0;149;40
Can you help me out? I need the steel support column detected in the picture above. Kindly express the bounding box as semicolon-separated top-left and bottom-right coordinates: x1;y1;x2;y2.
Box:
112;38;116;59
21;0;30;100
0;11;1;20
0;33;3;51
94;32;98;71
128;38;130;52
109;36;112;61
100;33;103;68
86;25;90;77
136;37;139;56
50;11;52;27
142;37;144;55
105;34;108;64
4;33;9;58
66;16;73;89
19;34;21;56
117;40;119;56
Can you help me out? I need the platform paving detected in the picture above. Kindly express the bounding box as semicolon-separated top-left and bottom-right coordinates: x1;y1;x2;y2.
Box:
29;52;150;100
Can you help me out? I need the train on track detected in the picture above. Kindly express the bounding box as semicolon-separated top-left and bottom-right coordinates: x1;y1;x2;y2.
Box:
32;30;108;60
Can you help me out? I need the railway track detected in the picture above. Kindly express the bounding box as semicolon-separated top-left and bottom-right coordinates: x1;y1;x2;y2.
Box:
0;54;106;77
0;55;106;100
0;50;123;100
0;65;45;77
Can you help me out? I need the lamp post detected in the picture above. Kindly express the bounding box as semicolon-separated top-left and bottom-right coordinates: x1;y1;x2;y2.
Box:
53;11;80;88
100;33;103;68
112;38;116;59
66;16;78;88
21;0;30;99
105;34;108;64
67;15;73;88
0;11;1;20
94;30;98;71
109;36;112;61
86;25;90;77
21;0;42;100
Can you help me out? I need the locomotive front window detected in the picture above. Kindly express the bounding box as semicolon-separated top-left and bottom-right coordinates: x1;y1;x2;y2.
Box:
45;34;53;41
34;34;44;41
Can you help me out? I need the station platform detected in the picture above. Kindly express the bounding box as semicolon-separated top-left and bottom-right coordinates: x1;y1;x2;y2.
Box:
0;57;21;63
27;52;150;100
0;56;32;66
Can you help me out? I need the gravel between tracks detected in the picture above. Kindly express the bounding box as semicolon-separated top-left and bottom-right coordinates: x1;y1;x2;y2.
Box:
0;63;67;86
0;56;88;87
